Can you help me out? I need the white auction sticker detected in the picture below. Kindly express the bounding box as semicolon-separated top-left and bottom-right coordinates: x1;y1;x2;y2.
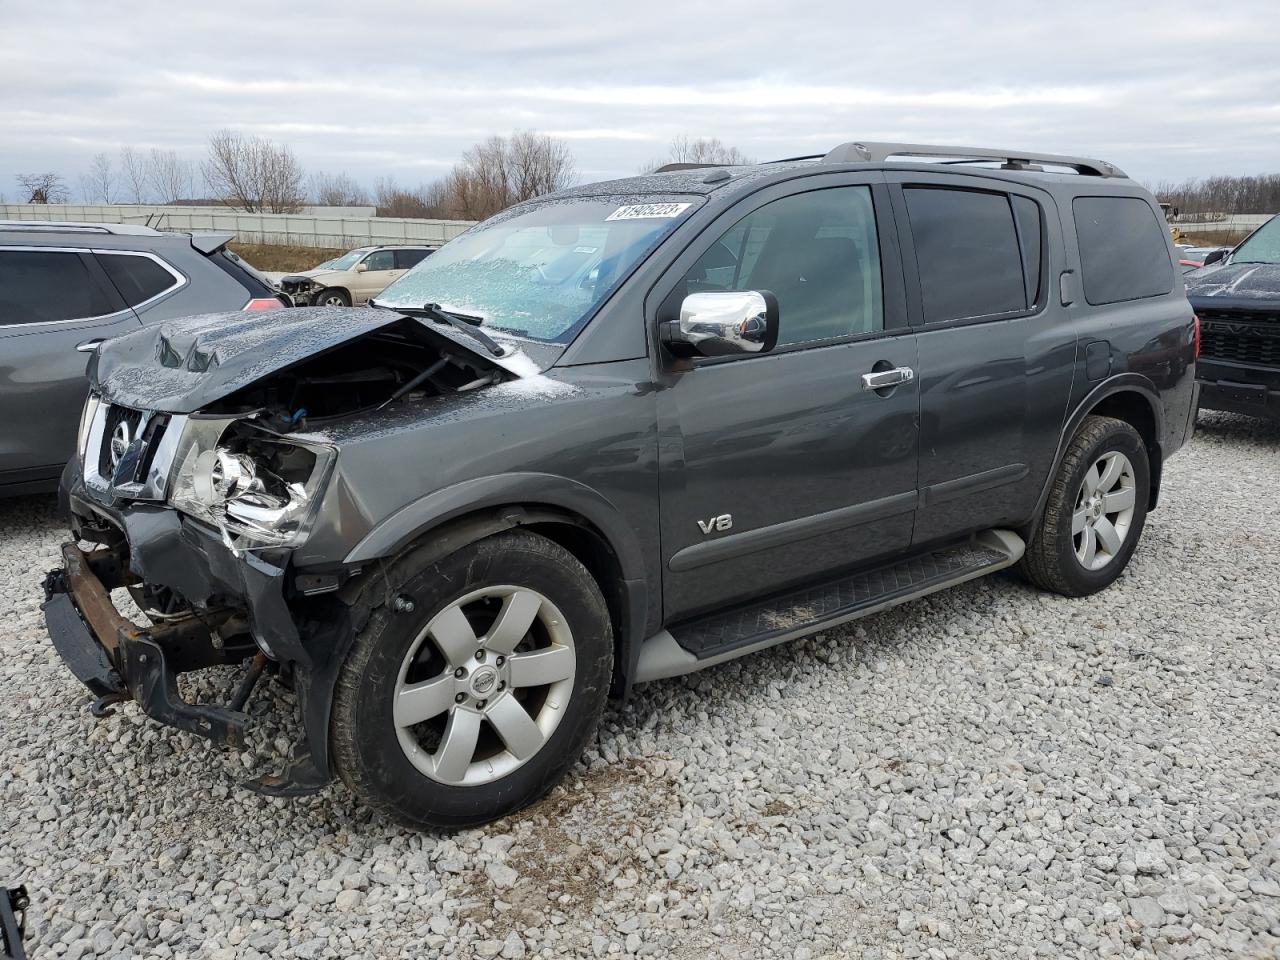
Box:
605;202;693;221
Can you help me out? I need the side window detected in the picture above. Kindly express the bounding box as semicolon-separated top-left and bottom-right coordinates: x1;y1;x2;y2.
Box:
0;250;118;325
363;250;396;271
904;187;1028;323
1011;195;1043;307
395;249;430;270
1073;197;1174;305
682;186;884;345
96;253;180;308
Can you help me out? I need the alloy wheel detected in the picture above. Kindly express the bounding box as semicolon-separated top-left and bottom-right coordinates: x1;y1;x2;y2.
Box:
392;585;576;786
1072;450;1137;571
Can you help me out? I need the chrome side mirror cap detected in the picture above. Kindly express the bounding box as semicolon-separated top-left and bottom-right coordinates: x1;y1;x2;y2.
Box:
663;290;779;358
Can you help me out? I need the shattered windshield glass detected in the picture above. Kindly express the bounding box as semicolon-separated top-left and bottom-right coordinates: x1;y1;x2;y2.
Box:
1230;216;1280;265
374;196;701;342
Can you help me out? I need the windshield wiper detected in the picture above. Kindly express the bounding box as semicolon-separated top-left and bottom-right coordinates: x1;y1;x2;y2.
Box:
370;300;506;357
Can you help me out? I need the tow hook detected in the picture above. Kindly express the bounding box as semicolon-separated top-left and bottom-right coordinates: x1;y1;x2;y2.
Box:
90;691;129;718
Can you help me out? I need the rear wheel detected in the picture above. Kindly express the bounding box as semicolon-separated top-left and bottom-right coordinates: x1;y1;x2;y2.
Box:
1018;415;1150;597
332;530;612;829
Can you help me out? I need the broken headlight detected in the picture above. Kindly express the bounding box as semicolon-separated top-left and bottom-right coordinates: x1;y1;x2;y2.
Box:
167;418;335;549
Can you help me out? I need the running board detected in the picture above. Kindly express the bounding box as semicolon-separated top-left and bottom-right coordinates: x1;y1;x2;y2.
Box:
635;529;1024;683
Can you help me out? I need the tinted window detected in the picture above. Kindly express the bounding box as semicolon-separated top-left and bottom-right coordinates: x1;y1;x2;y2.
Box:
97;253;178;307
363;250;395;271
395;249;430;269
1073;197;1174;305
683;186;883;345
905;187;1027;323
0;250;117;325
1012;195;1043;307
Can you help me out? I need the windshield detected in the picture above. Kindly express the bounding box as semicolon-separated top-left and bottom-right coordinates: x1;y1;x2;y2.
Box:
316;248;373;271
1231;216;1280;265
374;196;701;342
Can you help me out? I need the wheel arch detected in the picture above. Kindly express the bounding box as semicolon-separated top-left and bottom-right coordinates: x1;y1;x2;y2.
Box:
1023;376;1165;544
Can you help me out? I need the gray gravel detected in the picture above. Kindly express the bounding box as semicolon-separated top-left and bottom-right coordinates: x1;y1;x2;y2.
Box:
2;411;1279;960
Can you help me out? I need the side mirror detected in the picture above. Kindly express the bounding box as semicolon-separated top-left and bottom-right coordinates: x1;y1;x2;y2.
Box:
355;262;369;273
1203;249;1228;266
663;291;779;358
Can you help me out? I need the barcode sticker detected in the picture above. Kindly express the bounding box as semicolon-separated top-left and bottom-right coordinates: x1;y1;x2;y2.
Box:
605;203;693;221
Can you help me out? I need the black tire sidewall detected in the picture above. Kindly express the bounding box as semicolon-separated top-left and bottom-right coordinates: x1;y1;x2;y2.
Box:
1052;422;1150;595
337;534;612;829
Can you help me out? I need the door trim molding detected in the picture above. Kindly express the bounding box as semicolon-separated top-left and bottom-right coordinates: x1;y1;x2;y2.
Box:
668;489;918;573
922;462;1028;506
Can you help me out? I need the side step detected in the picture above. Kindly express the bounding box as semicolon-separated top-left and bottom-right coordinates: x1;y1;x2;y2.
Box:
635;529;1024;683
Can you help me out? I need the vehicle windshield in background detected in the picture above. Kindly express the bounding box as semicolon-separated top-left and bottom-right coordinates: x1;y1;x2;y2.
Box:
317;248;373;271
1230;216;1280;264
374;196;701;343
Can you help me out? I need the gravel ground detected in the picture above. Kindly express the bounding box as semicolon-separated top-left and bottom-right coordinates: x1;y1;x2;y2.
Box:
2;411;1278;960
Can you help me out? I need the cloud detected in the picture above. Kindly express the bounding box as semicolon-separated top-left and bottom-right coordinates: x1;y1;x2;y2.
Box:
2;0;1278;200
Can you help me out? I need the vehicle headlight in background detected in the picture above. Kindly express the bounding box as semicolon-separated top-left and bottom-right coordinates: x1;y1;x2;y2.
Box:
168;418;335;550
77;394;101;460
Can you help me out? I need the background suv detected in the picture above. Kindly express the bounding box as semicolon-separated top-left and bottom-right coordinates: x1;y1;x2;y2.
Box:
277;244;433;307
0;221;283;496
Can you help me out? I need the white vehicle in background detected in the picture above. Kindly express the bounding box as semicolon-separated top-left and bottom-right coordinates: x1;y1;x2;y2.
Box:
277;245;433;307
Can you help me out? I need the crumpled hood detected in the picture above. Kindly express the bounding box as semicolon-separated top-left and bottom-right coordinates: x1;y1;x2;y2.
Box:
1186;261;1280;306
283;268;343;283
89;306;541;413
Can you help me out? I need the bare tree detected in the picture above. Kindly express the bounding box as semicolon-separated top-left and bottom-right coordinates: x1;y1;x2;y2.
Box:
79;153;115;203
443;130;577;221
642;135;753;173
16;173;70;204
148;149;195;204
202;129;305;213
119;146;150;203
1151;173;1280;216
309;171;370;207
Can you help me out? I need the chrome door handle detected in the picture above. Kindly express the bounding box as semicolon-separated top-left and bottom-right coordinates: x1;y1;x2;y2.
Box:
76;339;104;353
861;366;915;391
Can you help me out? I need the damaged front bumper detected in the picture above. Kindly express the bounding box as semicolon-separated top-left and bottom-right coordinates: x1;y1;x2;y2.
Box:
44;470;347;797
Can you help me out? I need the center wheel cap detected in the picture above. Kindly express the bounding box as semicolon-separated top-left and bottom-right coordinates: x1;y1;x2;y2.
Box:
468;665;499;699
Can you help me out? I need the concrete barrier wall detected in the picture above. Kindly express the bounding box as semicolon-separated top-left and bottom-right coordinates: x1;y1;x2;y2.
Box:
0;204;476;249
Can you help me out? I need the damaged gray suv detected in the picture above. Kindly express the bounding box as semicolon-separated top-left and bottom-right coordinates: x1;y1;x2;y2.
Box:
45;143;1198;828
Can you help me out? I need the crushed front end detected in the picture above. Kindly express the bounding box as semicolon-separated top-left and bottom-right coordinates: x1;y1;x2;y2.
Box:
42;306;519;797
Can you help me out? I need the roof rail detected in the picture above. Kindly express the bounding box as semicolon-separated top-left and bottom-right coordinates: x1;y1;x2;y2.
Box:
652;162;733;173
0;220;165;236
822;142;1126;178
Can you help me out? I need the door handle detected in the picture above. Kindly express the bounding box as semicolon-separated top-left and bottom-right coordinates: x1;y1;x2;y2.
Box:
861;366;915;391
76;339;104;353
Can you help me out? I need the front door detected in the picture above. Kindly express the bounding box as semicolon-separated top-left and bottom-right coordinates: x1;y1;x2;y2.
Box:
0;247;140;489
352;249;401;303
654;177;921;622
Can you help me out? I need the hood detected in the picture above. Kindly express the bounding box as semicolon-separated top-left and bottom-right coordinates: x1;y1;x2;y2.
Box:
1186;261;1280;309
283;268;343;282
89;306;546;413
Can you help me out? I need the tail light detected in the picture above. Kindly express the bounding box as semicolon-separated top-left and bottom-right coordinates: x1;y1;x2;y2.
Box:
244;297;285;312
1193;313;1201;359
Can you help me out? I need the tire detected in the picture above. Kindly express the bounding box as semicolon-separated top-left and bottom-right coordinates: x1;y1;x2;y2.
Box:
332;530;613;829
1017;415;1150;597
314;288;351;307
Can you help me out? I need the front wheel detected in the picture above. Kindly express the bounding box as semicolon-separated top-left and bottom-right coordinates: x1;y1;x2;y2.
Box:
332;530;613;829
314;288;351;307
1018;415;1150;597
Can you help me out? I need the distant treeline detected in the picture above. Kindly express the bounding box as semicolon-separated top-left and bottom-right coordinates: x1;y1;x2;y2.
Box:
1152;174;1280;216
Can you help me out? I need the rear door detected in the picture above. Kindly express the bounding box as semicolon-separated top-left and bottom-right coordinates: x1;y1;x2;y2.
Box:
887;173;1075;545
653;174;921;621
0;247;141;487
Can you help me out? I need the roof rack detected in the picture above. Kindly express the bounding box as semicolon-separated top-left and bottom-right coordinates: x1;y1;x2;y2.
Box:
0;220;165;236
822;142;1126;178
652;162;733;173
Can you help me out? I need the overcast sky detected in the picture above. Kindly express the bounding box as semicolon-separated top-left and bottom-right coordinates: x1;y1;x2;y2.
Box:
3;0;1278;201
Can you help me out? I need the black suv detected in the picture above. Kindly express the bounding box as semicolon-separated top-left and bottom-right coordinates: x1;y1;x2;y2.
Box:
1186;213;1280;419
44;142;1198;828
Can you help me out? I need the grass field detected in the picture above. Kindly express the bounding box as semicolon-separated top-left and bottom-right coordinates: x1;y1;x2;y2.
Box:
228;242;346;273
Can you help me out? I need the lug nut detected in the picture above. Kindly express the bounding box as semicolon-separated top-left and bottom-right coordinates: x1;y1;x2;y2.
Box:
454;667;466;679
455;693;466;704
495;655;505;667
475;650;486;662
498;681;506;691
476;699;487;709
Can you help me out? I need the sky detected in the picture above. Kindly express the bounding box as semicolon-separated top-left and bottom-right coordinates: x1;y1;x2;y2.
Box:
2;0;1278;201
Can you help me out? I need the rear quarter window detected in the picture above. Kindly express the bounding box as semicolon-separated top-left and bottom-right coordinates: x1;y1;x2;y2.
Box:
97;253;181;307
1073;196;1174;305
